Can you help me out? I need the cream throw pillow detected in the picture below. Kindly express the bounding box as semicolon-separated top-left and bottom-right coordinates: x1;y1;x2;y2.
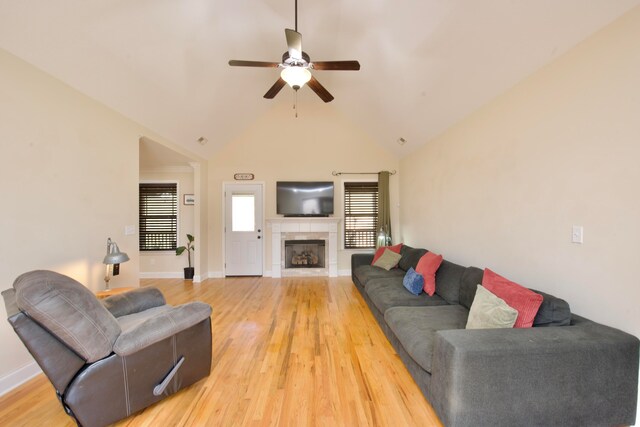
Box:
372;248;402;270
466;285;518;329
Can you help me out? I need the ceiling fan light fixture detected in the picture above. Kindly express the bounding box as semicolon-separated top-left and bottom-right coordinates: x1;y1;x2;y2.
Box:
281;66;311;90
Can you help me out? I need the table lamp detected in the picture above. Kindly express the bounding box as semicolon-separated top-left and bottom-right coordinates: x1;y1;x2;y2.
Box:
376;228;388;249
103;237;130;290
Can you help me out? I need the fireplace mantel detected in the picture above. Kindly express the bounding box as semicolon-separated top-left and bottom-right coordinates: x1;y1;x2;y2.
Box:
267;217;340;277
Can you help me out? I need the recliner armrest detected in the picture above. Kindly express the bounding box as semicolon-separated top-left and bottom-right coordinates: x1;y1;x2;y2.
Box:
2;288;19;317
113;302;212;356
102;287;166;317
429;315;639;427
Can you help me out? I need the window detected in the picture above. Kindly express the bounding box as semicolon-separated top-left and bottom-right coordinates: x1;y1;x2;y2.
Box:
139;183;178;251
231;194;256;232
344;181;378;249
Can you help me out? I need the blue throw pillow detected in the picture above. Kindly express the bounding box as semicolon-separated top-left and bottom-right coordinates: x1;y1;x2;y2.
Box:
403;267;424;296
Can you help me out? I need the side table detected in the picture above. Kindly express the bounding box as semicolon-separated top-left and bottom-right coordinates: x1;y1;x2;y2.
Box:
96;287;136;299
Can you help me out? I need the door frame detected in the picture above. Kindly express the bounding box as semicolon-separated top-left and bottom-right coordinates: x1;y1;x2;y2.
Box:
221;181;266;277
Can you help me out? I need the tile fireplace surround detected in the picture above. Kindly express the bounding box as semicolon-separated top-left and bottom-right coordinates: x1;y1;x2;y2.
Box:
267;217;340;277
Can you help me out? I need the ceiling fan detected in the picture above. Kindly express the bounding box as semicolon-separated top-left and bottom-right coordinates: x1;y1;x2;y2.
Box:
228;0;360;103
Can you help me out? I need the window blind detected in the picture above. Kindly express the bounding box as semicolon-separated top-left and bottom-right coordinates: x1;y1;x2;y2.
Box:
344;181;378;249
139;183;178;251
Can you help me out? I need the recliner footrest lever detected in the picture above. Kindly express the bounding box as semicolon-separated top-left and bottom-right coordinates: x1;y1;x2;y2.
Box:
153;356;185;396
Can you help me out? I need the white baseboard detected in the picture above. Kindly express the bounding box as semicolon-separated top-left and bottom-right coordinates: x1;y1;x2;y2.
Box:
264;270;349;278
140;272;212;283
204;270;352;279
0;362;42;397
139;272;183;279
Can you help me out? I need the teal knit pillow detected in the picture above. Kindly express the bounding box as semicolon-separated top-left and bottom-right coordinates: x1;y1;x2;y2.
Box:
403;267;424;295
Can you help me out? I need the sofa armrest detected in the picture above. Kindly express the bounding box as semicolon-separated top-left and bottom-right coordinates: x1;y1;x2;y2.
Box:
351;253;374;274
102;287;166;318
429;315;639;427
113;302;212;356
351;253;375;288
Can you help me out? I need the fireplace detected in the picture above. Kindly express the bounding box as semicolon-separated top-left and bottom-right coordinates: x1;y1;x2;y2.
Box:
267;217;339;277
284;239;326;269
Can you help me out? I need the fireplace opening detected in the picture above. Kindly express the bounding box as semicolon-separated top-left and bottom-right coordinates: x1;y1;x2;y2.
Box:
284;239;326;269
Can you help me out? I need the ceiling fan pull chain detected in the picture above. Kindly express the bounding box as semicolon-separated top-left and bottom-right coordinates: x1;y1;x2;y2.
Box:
294;91;298;118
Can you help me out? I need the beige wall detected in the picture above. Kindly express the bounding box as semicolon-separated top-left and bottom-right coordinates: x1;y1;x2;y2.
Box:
0;48;193;392
400;7;640;418
139;167;195;276
193;161;209;280
208;100;400;275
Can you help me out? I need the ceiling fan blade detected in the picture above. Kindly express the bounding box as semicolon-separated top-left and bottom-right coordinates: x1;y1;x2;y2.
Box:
311;60;361;71
285;28;303;60
307;76;334;103
229;60;279;68
264;78;287;99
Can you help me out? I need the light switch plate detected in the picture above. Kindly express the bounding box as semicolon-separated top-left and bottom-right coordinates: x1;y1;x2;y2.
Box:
572;225;583;244
125;225;136;236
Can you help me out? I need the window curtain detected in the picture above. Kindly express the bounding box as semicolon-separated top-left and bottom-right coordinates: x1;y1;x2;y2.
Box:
376;171;392;247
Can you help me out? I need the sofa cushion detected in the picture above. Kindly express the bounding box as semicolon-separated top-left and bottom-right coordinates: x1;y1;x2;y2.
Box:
402;268;424;295
13;270;121;363
366;278;448;314
372;248;402;270
434;260;466;304
384;305;469;373
353;265;406;288
466;285;518;329
416;252;444;296
371;243;403;265
531;289;572;327
398;245;428;272
482;269;543;328
460;266;484;310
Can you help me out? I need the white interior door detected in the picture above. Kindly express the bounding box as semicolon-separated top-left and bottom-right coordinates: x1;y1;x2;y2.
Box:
224;184;263;276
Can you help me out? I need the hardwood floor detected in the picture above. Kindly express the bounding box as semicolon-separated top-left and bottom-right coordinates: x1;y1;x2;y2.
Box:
0;277;443;426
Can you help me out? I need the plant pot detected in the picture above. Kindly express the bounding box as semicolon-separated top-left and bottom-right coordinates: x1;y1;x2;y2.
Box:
183;267;195;280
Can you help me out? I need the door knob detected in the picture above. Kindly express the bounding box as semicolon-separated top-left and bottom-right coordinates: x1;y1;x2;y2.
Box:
257;236;261;239
257;229;261;232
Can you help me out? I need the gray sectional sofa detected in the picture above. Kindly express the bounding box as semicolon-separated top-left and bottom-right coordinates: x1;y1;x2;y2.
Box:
351;246;639;427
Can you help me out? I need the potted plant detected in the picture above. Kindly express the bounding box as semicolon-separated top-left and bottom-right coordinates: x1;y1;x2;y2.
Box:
176;234;195;280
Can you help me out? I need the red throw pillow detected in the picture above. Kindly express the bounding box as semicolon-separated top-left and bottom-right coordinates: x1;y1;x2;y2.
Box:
415;252;443;296
371;243;403;265
482;268;543;328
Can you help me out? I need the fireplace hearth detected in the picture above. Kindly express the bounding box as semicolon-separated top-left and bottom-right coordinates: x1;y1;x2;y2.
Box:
284;239;326;269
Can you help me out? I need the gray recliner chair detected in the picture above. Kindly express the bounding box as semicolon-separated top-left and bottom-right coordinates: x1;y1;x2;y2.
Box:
2;270;212;427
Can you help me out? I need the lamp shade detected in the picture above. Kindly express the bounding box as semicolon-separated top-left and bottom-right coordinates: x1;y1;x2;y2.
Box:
280;66;311;90
103;238;130;265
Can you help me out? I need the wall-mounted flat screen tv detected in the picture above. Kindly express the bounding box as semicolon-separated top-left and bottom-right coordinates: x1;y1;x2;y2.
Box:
276;181;334;217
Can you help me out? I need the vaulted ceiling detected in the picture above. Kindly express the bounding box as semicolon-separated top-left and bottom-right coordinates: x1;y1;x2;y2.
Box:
1;0;638;158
